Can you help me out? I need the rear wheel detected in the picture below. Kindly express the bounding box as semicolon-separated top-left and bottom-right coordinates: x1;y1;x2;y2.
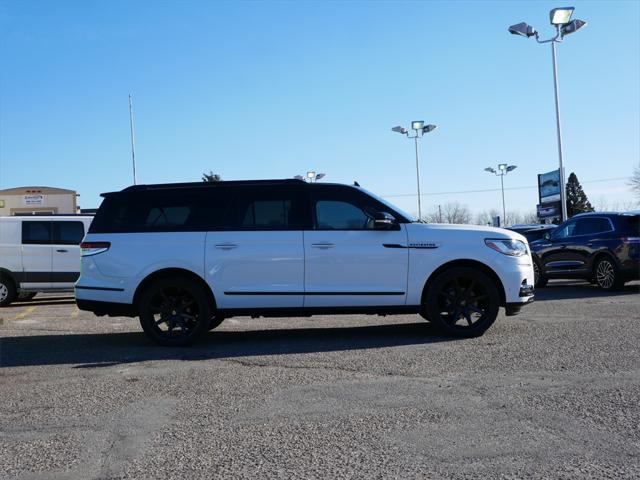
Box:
594;257;624;291
0;275;17;307
138;276;212;346
422;267;500;338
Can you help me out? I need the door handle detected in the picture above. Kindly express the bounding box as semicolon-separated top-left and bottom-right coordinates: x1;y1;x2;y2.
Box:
311;243;336;249
56;249;68;253
214;243;238;250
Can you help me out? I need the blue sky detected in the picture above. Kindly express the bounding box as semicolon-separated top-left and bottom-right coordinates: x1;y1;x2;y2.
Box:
1;0;638;218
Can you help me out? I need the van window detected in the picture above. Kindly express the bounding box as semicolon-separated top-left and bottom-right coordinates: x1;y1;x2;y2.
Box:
53;221;85;245
22;221;51;244
89;189;233;233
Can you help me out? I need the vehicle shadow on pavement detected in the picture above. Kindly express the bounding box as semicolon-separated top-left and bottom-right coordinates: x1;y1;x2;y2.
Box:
534;282;640;301
0;322;454;369
11;298;77;307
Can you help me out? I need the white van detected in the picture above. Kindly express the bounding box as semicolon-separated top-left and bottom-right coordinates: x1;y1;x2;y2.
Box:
0;215;93;306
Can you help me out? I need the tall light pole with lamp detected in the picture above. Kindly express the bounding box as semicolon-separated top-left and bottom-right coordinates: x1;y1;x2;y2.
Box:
484;164;517;227
508;7;587;223
391;121;437;220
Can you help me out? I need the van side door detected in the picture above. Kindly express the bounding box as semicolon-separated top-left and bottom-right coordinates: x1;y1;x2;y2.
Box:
51;220;86;288
20;220;53;289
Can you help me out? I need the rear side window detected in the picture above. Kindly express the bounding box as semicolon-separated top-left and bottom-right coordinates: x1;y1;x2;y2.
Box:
53;221;85;245
225;187;309;230
22;221;52;244
89;189;233;233
574;217;613;236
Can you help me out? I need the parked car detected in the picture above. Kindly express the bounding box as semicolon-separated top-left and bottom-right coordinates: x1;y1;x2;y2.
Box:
507;224;557;243
76;179;535;346
530;211;640;290
0;215;93;306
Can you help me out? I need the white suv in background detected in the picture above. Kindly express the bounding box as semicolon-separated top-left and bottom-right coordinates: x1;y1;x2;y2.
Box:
0;215;93;306
76;180;534;346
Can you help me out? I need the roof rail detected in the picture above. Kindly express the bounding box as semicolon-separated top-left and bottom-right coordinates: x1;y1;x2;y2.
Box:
117;178;306;194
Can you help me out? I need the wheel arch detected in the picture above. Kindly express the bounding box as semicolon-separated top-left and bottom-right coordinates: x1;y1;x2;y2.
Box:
421;259;506;309
132;268;217;310
0;268;17;289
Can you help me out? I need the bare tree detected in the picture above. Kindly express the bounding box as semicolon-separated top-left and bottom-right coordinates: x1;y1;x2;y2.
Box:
426;202;471;224
630;166;640;202
475;209;500;226
202;171;222;182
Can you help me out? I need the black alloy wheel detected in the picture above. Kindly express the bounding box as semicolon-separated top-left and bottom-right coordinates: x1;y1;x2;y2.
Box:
138;277;212;346
594;257;623;291
423;267;500;337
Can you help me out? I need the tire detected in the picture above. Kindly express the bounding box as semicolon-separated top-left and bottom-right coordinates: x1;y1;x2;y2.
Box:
138;276;212;346
17;292;37;302
208;315;225;331
0;274;17;307
422;267;500;338
533;259;548;288
594;257;624;291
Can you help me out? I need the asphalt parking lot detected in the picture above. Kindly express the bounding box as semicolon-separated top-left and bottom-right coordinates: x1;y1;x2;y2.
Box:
1;281;639;480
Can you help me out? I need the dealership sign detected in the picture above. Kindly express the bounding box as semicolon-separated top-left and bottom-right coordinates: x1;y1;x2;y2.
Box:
23;194;44;206
538;169;561;204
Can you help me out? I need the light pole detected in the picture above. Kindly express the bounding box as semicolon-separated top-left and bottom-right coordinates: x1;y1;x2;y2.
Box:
391;121;437;220
509;7;587;223
128;94;138;185
485;164;517;226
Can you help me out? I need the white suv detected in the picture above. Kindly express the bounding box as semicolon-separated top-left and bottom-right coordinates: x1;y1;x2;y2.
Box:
0;215;93;306
76;180;534;346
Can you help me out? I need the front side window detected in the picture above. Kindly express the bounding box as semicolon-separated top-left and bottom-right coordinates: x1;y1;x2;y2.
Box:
316;200;374;230
53;221;85;245
553;220;577;239
22;221;51;244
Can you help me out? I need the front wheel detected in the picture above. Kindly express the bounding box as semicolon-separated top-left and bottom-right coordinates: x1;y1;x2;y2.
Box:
422;267;500;338
594;257;624;291
0;276;17;307
138;276;212;346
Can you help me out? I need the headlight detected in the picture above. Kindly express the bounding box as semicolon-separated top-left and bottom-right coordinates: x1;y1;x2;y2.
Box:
485;238;527;257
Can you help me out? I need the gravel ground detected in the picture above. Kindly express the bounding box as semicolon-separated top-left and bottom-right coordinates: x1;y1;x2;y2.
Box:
1;280;639;479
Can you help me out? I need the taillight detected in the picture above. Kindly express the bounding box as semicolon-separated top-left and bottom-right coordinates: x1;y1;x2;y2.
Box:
80;241;111;256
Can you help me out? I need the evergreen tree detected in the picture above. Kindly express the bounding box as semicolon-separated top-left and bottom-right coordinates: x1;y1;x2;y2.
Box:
202;171;222;182
565;172;593;217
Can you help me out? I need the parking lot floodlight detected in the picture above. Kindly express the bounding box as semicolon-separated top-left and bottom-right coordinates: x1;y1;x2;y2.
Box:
549;7;574;25
484;167;496;173
506;165;517;172
316;173;326;180
411;120;425;131
561;19;587;36
422;124;437;133
498;163;508;172
508;22;537;38
391;126;407;134
307;171;316;181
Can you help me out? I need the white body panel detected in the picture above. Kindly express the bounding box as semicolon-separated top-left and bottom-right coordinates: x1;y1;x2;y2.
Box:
303;227;408;307
205;231;304;309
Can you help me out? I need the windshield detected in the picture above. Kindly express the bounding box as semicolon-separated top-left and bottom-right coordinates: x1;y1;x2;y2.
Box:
359;187;417;222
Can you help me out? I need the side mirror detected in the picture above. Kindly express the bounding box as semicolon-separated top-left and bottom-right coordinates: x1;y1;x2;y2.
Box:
371;211;397;230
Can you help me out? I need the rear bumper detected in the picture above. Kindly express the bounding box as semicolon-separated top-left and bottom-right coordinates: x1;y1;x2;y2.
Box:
76;299;136;318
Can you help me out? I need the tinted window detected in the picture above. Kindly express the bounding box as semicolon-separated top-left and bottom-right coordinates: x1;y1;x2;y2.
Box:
553;220;577;239
53;221;85;245
617;216;640;235
312;186;391;230
22;221;51;244
225;187;308;230
89;189;233;233
574;217;612;236
316;200;373;230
